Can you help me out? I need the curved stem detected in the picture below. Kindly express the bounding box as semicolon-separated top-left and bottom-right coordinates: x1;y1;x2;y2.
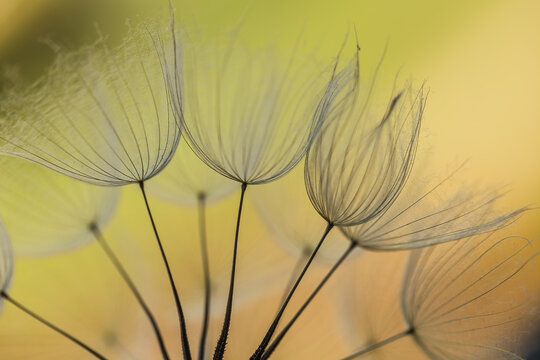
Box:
213;182;248;360
139;181;192;360
262;241;356;359
0;291;108;359
197;193;211;360
250;222;334;360
90;224;170;360
341;328;413;359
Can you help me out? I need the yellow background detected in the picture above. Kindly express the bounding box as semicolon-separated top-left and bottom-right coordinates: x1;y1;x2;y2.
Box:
0;0;538;359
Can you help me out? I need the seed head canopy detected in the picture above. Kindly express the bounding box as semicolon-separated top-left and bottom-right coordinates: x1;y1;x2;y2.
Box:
174;37;345;185
340;167;527;250
402;233;538;359
0;156;119;255
0;19;181;186
304;55;425;227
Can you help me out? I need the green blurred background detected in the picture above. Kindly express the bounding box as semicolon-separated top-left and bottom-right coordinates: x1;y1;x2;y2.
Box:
0;0;539;359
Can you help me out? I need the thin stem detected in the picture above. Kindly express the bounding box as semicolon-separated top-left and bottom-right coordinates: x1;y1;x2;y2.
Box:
278;250;310;307
90;224;170;360
197;193;211;360
213;182;248;360
0;291;107;359
250;222;335;360
138;181;192;360
262;241;356;359
340;328;414;360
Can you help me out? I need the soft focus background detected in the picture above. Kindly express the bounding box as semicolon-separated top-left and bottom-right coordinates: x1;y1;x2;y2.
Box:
0;0;539;359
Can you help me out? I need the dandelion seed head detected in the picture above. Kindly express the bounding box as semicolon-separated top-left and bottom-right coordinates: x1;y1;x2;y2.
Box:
402;233;539;359
304;50;425;227
0;18;181;186
340;166;528;251
174;34;337;185
0;156;119;255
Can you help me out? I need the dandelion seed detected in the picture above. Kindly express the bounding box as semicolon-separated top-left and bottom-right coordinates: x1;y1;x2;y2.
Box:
340;167;527;251
341;232;539;359
0;19;180;186
166;31;345;359
0;156;118;255
175;37;336;186
0;16;191;358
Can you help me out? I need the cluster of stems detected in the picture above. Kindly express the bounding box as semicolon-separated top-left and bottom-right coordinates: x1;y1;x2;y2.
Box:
2;181;426;360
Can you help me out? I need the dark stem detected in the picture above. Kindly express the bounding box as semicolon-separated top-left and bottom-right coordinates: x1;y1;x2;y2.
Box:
250;222;335;360
213;182;248;360
0;291;107;360
278;250;310;308
340;328;414;359
90;224;170;360
138;181;192;360
262;241;356;359
197;193;211;360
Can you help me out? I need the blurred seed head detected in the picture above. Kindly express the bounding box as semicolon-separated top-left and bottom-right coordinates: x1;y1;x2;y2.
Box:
0;156;119;255
304;49;425;227
402;233;539;359
172;32;343;185
0;17;181;186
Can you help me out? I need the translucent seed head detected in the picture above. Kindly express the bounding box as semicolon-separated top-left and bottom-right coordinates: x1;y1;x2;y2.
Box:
0;156;119;255
0;18;181;186
402;233;539;359
173;35;340;185
304;54;425;227
340;166;527;251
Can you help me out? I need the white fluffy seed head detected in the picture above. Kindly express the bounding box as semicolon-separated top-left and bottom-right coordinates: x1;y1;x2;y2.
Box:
0;156;119;255
340;165;528;251
304;50;425;227
402;233;539;359
0;18;181;186
173;34;343;185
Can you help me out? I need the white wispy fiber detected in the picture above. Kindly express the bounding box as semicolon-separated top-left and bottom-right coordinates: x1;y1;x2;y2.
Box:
0;156;119;255
172;35;345;185
147;139;236;206
0;18;181;186
340;166;528;250
403;233;539;359
304;51;425;227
